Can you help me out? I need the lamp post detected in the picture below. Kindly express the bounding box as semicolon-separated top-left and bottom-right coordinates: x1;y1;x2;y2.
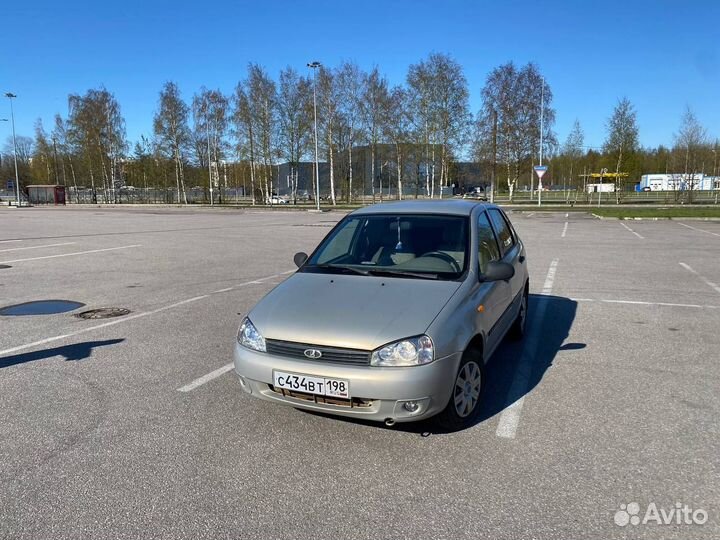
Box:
538;77;544;207
206;114;213;206
0;119;6;184
307;61;321;211
5;93;21;207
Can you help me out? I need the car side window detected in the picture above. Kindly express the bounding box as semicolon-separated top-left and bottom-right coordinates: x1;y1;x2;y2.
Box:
477;212;501;275
488;209;515;256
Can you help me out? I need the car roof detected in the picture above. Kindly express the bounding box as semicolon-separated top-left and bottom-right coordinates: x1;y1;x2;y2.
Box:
351;199;494;217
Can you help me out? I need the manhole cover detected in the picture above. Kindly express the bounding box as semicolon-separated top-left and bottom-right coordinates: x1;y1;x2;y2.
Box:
76;307;131;320
0;264;11;269
0;300;86;316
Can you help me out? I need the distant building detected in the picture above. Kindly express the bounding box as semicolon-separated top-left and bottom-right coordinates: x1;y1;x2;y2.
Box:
638;173;719;191
26;185;66;205
275;161;330;195
586;183;616;193
276;144;488;198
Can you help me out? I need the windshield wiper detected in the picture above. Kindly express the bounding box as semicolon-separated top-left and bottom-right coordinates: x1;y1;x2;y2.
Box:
365;269;439;280
308;264;370;276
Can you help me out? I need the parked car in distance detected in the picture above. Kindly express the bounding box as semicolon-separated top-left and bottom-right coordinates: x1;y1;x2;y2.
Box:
269;196;288;204
233;200;529;430
463;187;488;201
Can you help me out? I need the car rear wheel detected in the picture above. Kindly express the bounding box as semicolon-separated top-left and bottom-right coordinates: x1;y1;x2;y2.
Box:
434;356;484;431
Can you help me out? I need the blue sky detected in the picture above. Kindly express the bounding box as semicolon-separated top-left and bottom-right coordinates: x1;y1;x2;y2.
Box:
2;0;719;151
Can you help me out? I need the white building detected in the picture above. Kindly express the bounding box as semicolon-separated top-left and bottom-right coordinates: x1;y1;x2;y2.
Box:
639;173;719;191
586;183;616;193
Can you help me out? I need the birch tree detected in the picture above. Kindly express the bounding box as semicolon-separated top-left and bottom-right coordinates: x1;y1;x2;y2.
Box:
562;119;584;189
475;62;555;201
318;66;340;204
360;67;390;202
410;53;471;197
51;114;76;198
247;64;277;202
407;61;436;197
603;97;639;194
67;88;127;203
384;86;411;200
277;67;311;203
193;87;229;202
153;81;191;204
232;82;257;203
336;62;365;202
674;106;707;201
32;120;53;183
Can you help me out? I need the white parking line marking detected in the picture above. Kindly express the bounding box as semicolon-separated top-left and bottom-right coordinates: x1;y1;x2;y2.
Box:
0;271;291;357
177;363;234;392
573;298;719;309
678;222;720;237
0;244;141;264
0;239;22;244
561;222;568;238
496;258;558;439
620;222;644;239
0;242;76;253
542;258;558;293
679;262;720;295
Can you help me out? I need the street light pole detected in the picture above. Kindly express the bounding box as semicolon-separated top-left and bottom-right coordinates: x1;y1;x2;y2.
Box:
206;115;213;206
5;93;21;207
307;61;321;211
538;77;544;207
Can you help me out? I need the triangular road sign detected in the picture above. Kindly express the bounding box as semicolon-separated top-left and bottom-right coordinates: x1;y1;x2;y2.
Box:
534;165;548;180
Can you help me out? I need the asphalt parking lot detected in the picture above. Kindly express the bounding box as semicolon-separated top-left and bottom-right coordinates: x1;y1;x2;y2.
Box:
1;205;718;540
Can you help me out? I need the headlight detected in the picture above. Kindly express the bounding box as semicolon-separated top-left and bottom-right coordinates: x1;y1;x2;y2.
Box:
370;335;434;367
237;317;266;352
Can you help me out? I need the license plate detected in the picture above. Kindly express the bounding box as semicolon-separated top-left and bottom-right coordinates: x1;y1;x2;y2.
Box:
273;371;350;399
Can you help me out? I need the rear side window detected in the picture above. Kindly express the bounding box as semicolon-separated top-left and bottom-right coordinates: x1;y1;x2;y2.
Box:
488;209;515;255
477;212;501;274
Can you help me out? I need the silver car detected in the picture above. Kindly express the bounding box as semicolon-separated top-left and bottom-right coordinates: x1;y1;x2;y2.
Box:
233;200;528;430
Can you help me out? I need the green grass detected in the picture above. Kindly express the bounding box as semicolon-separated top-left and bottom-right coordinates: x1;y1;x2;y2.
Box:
591;207;720;219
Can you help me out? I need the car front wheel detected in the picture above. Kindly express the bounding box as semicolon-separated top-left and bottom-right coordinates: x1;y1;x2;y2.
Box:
434;356;484;431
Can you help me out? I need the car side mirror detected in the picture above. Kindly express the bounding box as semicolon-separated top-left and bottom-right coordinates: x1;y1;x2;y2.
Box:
293;252;308;268
480;261;515;282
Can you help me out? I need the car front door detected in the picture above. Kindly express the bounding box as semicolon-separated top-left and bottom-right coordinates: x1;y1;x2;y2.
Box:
473;210;511;357
488;208;525;322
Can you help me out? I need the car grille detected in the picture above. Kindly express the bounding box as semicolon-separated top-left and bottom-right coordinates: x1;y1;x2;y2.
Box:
265;339;371;366
269;386;373;408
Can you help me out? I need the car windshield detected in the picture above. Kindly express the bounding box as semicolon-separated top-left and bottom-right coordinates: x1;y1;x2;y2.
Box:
304;214;468;280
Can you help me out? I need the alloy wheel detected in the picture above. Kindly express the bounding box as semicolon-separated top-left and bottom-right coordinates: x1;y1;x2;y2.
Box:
453;361;482;417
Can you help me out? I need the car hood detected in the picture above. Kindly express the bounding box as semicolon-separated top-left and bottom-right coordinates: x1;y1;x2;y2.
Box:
249;272;462;351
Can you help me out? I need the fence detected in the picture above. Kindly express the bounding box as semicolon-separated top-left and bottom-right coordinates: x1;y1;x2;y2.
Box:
6;186;719;206
493;189;720;205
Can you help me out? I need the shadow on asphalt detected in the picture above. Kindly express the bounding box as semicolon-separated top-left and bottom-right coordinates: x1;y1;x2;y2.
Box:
0;339;125;369
300;294;580;436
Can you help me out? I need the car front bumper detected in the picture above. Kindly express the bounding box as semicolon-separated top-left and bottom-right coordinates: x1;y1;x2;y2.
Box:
233;343;461;423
